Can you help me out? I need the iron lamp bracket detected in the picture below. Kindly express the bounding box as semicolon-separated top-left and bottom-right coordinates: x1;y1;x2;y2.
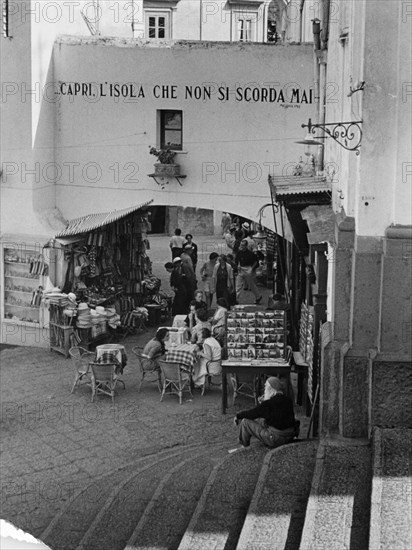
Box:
302;118;363;155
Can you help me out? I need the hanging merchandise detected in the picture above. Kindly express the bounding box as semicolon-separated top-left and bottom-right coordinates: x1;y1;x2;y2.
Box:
54;207;163;339
88;246;97;277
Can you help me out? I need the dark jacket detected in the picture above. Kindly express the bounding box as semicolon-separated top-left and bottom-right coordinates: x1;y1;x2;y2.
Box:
182;241;198;265
236;393;295;430
237;249;258;268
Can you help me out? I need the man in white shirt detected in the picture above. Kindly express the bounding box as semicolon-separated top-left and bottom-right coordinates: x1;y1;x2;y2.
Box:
169;228;185;259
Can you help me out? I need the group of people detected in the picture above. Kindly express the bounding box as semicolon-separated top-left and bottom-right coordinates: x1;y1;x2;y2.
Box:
165;224;264;317
157;224;299;450
141;314;223;390
141;326;299;449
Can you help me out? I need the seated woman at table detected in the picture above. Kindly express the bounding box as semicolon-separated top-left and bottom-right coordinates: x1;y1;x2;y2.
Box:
192;328;222;388
190;309;212;347
184;291;208;330
141;328;169;371
210;297;229;345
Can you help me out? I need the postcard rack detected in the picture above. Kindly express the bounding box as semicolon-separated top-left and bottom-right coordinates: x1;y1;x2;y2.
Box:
225;308;287;361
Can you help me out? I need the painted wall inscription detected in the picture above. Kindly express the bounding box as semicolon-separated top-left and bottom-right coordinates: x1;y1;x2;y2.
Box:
57;82;314;104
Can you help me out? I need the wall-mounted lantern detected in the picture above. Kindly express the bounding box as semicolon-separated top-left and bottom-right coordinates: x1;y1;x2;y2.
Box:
299;117;363;155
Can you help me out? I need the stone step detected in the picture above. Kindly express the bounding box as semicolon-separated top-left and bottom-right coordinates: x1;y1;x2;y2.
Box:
40;443;211;550
299;439;372;550
77;442;227;550
369;428;412;550
178;445;268;550
236;440;318;550
124;447;229;550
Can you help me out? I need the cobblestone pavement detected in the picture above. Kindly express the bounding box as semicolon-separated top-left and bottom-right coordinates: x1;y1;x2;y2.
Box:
0;233;296;539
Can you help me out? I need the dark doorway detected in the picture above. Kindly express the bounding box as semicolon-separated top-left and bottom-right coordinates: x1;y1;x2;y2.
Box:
148;206;166;234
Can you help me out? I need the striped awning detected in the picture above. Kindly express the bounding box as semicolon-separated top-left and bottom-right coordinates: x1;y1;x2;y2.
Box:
55;200;153;238
269;175;330;196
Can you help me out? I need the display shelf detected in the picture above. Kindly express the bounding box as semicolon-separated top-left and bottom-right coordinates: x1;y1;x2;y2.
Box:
4;261;33;265
4;274;40;280
4;303;40;309
2;247;46;324
2;318;40;326
5;290;36;294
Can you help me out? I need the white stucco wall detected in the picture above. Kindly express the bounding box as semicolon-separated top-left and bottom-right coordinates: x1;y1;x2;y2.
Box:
325;0;412;237
0;0;54;237
47;39;314;238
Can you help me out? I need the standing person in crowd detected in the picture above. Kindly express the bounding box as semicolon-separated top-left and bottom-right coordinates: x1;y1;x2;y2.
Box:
169;228;185;259
212;254;235;305
241;221;250;237
226;253;238;277
224;224;237;251
190;309;212;346
232;229;246;263
192;328;222;388
210;297;229;345
226;253;238;305
221;212;232;235
181;245;197;300
183;234;198;272
234;377;299;448
141;328;169;374
165;259;190;316
244;227;257;251
200;252;219;310
236;239;262;305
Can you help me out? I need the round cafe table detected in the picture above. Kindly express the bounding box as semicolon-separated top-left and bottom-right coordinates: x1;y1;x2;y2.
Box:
96;343;127;374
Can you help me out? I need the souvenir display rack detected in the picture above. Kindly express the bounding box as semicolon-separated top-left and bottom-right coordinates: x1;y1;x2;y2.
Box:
299;302;315;403
265;230;276;288
2;247;47;325
221;306;291;414
225;308;287;361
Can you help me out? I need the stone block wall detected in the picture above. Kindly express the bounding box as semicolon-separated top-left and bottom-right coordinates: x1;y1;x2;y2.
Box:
166;207;215;236
372;361;412;428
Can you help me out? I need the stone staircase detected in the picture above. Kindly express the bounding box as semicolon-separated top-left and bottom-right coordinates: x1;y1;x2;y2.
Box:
34;429;411;550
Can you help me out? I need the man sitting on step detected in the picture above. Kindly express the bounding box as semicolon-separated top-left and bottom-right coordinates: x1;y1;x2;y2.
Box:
234;377;299;448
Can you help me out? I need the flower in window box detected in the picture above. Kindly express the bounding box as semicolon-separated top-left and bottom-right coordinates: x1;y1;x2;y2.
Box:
149;145;181;177
149;145;177;164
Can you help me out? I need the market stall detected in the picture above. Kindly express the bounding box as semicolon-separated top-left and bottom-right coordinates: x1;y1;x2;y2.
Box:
43;202;171;356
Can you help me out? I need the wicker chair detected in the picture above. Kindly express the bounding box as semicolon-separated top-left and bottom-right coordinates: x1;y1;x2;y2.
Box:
89;361;124;403
132;346;162;393
158;360;193;405
69;346;95;393
200;359;222;396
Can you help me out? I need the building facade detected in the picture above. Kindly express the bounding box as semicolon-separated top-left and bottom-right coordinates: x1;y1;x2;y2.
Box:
0;0;314;346
1;0;411;434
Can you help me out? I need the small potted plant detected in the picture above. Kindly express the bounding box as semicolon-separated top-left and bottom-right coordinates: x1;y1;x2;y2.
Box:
149;145;181;177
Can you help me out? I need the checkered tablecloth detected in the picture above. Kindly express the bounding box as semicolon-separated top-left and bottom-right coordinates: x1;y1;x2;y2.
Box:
96;344;128;373
165;343;198;371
